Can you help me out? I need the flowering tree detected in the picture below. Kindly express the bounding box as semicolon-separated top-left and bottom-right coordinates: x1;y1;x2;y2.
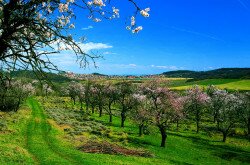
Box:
216;93;243;142
141;80;177;147
42;83;53;97
116;81;136;128
0;80;35;111
75;83;85;111
185;86;210;133
238;92;250;136
131;93;152;136
66;81;79;105
103;82;118;123
207;85;224;123
0;0;150;76
92;83;106;117
83;80;93;113
171;95;186;131
89;85;98;114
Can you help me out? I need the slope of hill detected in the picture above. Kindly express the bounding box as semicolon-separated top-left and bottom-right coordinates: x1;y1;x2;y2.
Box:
9;70;72;82
162;68;250;80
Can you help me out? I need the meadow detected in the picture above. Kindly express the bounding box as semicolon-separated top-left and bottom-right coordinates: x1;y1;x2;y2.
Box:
0;78;249;165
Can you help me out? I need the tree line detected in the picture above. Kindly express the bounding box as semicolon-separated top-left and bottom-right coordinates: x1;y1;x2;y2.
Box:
60;79;250;147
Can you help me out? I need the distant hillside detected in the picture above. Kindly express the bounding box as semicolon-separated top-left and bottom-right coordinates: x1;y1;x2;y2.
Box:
92;72;107;76
162;68;250;80
10;70;72;82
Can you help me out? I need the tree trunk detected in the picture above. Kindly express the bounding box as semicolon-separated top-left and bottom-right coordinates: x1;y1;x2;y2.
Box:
108;103;112;123
99;106;102;117
139;124;144;136
109;114;112;123
159;126;167;147
213;113;216;123
195;103;200;133
85;101;89;113
222;132;227;142
196;120;199;133
121;111;126;128
80;102;83;113
247;117;250;136
91;106;95;114
176;120;179;132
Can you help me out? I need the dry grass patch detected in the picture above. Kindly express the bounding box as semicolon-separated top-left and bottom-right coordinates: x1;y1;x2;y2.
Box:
78;140;154;157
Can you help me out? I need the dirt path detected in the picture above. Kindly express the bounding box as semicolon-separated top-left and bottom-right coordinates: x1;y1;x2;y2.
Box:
26;98;80;165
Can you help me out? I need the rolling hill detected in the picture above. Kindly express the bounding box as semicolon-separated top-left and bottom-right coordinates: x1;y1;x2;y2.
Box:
162;68;250;80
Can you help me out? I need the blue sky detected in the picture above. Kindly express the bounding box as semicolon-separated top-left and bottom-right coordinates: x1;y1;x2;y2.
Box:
51;0;250;75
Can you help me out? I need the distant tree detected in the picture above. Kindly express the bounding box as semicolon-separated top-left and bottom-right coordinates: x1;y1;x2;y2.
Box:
207;85;224;123
88;87;97;114
171;95;186;131
103;83;118;123
66;81;79;105
75;83;85;112
185;86;210;133
42;83;53;97
84;80;92;114
132;93;152;136
92;83;106;117
207;87;229;129
116;81;136;128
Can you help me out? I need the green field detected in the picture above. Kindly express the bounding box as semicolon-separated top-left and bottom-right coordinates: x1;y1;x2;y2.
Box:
168;79;250;91
0;97;250;164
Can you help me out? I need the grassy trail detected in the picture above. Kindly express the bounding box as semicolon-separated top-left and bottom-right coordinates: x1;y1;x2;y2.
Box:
26;98;83;165
25;98;155;165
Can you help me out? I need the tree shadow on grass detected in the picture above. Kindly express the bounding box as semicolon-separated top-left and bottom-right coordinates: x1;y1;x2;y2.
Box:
168;132;250;163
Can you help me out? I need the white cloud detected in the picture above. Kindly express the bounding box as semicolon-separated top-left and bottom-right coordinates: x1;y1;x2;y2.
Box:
49;41;112;54
47;42;112;69
151;65;180;70
102;64;138;69
81;26;94;30
129;64;137;67
80;42;112;53
103;51;117;55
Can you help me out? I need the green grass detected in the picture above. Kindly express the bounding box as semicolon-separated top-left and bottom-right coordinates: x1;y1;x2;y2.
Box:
1;97;250;164
89;113;250;165
169;79;250;90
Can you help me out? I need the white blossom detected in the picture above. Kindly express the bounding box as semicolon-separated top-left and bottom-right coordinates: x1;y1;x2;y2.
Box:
69;23;75;29
87;1;93;5
67;0;75;3
93;18;101;22
126;26;131;30
140;8;150;17
42;2;46;7
132;26;143;33
131;16;135;26
59;3;69;13
93;0;105;7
